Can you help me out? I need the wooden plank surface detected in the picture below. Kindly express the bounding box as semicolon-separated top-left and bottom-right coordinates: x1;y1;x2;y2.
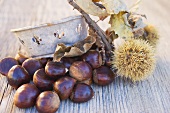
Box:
0;0;170;113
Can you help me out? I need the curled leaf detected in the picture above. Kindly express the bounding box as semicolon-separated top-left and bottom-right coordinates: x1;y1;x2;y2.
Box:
53;36;96;62
88;28;102;48
75;0;108;19
109;12;146;38
100;0;127;14
129;0;141;12
109;12;134;38
105;27;118;44
125;13;146;31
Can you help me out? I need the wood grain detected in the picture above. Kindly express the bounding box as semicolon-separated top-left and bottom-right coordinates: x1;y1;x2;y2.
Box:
0;0;170;113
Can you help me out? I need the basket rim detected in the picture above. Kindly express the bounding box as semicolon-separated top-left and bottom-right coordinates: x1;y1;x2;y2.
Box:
11;15;83;32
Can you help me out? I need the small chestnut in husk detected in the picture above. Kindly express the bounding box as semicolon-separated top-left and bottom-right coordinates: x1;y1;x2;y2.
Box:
60;57;75;69
7;65;31;89
22;58;43;76
14;83;40;108
93;66;115;86
0;57;18;76
45;61;66;79
70;83;94;103
53;76;76;100
15;53;28;65
36;91;60;113
69;61;92;81
33;69;54;91
82;50;102;69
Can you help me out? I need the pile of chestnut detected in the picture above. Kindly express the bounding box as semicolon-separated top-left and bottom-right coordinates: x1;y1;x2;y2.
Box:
0;49;116;113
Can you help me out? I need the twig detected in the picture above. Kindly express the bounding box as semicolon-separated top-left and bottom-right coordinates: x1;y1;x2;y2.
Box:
68;0;112;52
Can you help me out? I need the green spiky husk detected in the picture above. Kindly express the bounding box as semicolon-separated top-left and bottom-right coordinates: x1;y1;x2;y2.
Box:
112;38;156;82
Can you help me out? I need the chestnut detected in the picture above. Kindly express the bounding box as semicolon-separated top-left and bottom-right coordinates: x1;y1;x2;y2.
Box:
70;83;94;103
15;53;28;65
93;66;115;86
36;91;60;113
14;83;40;108
0;57;18;76
33;69;54;91
53;76;76;100
60;57;75;69
22;58;43;76
45;61;66;79
7;65;31;89
69;61;92;81
105;52;112;67
78;77;92;85
82;50;102;69
39;58;49;67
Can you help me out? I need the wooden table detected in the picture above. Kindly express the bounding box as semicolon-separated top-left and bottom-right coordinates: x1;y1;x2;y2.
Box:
0;0;170;113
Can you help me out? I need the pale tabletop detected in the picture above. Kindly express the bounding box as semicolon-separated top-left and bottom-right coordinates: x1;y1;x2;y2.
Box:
0;0;170;113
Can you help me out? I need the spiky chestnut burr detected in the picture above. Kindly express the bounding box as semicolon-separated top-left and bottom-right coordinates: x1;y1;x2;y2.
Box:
112;38;156;82
140;24;159;47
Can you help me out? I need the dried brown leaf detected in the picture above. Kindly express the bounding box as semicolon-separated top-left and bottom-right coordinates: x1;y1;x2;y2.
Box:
109;12;146;38
101;0;127;14
75;0;108;19
53;36;96;62
109;12;134;38
88;28;102;48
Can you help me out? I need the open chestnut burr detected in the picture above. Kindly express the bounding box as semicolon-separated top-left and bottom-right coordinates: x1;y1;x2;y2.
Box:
22;58;43;76
93;66;116;86
82;50;102;69
14;83;40;108
36;91;60;113
69;61;92;81
45;61;66;79
70;83;94;103
0;57;18;76
53;76;76;100
7;65;31;89
33;68;54;91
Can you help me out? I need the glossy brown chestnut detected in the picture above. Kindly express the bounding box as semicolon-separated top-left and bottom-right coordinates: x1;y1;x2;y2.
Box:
69;61;92;81
33;69;54;91
93;66;115;86
39;58;49;67
105;52;112;67
78;77;92;85
82;50;102;69
7;65;31;89
36;91;60;113
45;61;66;79
22;58;43;76
53;76;76;100
0;57;18;76
70;83;94;103
15;53;28;65
14;83;40;108
60;57;75;69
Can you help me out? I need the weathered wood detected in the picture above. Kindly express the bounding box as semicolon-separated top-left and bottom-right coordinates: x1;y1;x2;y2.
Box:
0;0;170;113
